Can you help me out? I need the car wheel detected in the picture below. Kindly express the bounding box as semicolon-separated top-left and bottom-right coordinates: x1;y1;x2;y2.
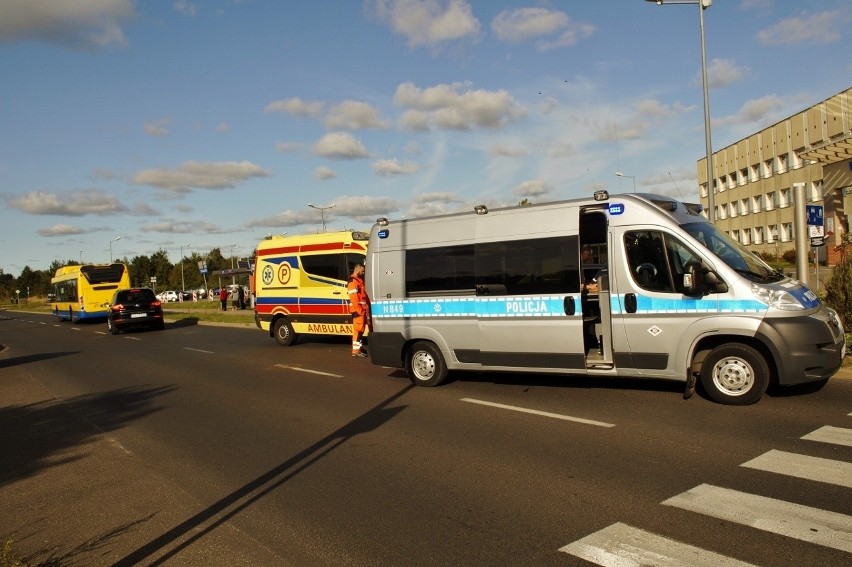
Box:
108;318;120;335
273;318;297;346
405;341;448;387
699;343;769;405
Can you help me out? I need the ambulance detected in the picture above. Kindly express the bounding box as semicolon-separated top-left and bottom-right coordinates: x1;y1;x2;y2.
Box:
254;230;369;345
366;192;845;405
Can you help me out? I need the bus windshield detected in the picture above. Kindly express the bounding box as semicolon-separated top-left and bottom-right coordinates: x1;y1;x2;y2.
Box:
682;222;784;283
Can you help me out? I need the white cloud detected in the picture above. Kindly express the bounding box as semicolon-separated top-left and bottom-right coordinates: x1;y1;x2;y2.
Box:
514;180;552;198
132;161;271;191
491;8;593;50
312;132;370;160
372;159;420;176
488;144;528;158
9;188;128;216
694;58;748;89
757;11;846;45
173;1;198;17
324;100;390;130
144;117;171;137
371;0;480;48
394;81;526;130
314;166;337;180
0;0;134;50
264;97;324;117
37;224;88;237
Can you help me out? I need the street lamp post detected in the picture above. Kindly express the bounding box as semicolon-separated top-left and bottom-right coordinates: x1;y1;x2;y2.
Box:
229;244;238;285
179;243;190;293
109;236;121;262
308;203;335;232
615;172;637;193
645;0;715;223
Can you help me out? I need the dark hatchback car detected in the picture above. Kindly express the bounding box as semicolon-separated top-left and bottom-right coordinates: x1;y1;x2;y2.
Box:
107;288;165;335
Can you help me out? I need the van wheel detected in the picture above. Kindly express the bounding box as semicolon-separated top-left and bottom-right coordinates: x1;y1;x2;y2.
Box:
405;341;448;387
273;318;297;346
699;343;768;405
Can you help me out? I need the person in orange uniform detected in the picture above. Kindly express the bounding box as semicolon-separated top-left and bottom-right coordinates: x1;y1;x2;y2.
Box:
347;263;371;357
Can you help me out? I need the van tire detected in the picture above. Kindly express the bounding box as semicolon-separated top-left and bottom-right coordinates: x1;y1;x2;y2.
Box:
406;341;448;387
273;318;297;346
699;343;768;405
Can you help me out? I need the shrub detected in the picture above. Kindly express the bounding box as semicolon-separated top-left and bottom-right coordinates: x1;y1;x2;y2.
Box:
824;244;852;328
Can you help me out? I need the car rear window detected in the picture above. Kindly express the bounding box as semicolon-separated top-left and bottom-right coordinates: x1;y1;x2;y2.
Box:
116;289;156;303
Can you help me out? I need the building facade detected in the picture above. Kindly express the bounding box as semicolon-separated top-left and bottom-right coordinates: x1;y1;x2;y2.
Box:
698;86;852;265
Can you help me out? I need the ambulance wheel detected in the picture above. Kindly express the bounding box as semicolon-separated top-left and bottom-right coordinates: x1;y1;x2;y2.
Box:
699;343;768;405
273;318;297;346
406;341;448;387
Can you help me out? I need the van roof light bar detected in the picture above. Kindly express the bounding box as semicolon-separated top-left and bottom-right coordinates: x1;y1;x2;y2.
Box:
474;205;488;215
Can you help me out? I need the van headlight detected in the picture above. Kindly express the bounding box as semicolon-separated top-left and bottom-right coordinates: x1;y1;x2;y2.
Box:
752;283;804;311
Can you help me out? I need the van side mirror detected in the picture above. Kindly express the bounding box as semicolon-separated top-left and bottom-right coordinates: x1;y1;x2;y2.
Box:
683;261;705;297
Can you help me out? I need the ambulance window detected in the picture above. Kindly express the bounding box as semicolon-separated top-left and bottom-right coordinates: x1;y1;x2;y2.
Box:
302;253;345;281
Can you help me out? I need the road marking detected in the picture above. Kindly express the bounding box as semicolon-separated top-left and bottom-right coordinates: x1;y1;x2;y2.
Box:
184;347;214;354
460;398;614;428
663;483;852;553
559;522;755;566
802;425;852;447
125;336;142;341
274;364;343;378
741;449;852;488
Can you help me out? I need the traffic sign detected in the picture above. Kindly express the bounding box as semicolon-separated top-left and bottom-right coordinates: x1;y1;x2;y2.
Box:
806;204;824;226
810;237;825;247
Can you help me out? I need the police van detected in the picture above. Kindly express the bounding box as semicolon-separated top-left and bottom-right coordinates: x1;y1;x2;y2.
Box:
366;192;845;405
254;230;369;345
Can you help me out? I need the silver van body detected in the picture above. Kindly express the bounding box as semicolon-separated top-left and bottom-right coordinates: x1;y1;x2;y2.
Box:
366;193;845;404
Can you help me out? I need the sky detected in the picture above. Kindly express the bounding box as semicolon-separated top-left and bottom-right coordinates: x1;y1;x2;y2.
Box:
1;0;850;277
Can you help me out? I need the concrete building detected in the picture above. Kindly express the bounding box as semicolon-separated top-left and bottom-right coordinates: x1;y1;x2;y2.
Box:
698;86;852;265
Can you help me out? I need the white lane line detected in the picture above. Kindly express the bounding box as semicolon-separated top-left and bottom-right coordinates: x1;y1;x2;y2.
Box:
184;347;214;354
125;336;142;341
663;483;852;553
802;425;852;448
460;398;614;428
559;522;756;566
274;364;343;378
741;449;852;488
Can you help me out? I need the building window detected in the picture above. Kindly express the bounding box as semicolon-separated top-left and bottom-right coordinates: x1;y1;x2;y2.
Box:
729;202;737;218
769;224;779;243
753;227;763;245
777;154;788;174
763;159;774;178
741;228;751;245
779;188;790;208
740;198;750;215
766;191;777;210
739;168;748;186
781;223;793;242
752;195;762;212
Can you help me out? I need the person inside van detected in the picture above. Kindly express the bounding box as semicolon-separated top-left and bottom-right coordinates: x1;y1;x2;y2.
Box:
580;244;600;352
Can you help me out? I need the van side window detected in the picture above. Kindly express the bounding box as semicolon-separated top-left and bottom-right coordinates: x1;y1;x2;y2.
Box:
625;231;702;294
406;244;475;295
476;237;578;295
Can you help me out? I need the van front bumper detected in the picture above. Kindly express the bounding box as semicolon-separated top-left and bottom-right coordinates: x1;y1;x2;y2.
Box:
757;309;845;385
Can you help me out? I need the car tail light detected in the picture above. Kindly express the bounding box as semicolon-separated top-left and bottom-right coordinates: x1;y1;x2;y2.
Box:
151;300;162;307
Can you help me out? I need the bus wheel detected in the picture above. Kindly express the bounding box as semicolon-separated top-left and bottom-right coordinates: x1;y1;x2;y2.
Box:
405;341;448;387
699;343;768;405
273;318;297;346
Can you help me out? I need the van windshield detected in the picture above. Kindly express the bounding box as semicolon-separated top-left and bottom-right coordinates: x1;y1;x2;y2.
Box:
682;222;784;283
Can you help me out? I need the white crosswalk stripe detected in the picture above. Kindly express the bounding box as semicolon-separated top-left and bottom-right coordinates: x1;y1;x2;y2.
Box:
662;483;852;553
802;425;852;447
559;522;757;566
741;449;852;488
559;423;852;564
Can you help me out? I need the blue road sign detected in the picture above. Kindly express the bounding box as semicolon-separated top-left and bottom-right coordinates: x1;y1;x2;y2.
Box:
806;205;823;226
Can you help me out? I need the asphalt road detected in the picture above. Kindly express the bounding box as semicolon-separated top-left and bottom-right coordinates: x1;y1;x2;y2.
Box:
1;310;850;566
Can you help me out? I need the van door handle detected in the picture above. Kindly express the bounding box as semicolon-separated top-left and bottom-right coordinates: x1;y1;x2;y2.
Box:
625;293;637;313
563;296;576;316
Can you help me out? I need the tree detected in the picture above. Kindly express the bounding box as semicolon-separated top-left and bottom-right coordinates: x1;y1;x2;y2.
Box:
824;241;852;328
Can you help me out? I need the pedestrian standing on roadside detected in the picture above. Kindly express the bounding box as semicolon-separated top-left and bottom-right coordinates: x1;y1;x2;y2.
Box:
237;285;245;310
219;286;228;311
347;263;370;357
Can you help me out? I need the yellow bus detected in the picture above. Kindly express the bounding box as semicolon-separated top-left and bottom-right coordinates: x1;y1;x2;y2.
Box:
51;263;131;322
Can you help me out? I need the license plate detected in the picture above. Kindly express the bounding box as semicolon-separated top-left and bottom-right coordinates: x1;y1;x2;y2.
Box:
130;313;146;318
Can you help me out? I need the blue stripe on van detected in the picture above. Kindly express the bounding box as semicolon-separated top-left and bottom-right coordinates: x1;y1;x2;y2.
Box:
372;294;768;318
